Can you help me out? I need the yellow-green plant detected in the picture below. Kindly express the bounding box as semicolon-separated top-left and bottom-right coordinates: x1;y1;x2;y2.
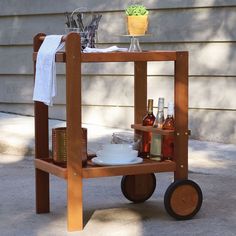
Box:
125;4;148;16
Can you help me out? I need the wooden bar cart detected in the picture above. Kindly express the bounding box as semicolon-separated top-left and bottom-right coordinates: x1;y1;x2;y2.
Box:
33;32;202;232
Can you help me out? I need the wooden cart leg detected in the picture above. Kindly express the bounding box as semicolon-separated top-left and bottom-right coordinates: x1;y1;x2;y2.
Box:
35;101;50;213
133;61;153;194
33;33;50;213
66;32;84;231
35;169;50;213
67;173;83;231
174;51;189;180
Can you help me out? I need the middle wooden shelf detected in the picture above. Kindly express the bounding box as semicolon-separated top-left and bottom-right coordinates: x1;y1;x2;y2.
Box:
35;158;176;180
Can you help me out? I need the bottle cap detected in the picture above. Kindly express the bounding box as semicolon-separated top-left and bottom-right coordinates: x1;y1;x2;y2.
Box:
158;97;164;110
147;99;154;113
167;102;174;115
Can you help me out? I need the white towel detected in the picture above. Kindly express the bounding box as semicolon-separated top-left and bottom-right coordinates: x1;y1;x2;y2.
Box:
33;35;65;106
83;46;128;53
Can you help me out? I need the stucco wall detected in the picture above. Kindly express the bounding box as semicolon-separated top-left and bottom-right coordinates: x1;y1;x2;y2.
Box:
0;0;236;143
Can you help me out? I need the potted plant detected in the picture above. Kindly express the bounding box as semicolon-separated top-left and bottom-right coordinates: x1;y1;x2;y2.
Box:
125;4;149;35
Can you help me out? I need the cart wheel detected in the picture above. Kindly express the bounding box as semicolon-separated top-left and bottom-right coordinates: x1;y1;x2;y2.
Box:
121;173;156;203
164;179;203;220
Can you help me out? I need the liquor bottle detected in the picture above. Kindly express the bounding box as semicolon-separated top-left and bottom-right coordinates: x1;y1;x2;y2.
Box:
150;97;165;161
142;99;155;157
162;102;175;160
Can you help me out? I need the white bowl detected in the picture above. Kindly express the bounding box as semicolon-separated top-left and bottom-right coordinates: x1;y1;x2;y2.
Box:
102;144;132;152
96;149;138;163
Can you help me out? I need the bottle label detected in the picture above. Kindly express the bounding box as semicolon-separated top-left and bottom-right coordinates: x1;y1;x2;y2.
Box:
150;133;162;157
162;136;174;160
141;132;152;157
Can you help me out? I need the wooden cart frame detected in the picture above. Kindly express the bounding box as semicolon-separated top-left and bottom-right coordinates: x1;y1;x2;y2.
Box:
33;32;201;232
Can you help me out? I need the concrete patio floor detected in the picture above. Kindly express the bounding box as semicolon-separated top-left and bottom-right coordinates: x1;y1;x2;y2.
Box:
0;112;236;236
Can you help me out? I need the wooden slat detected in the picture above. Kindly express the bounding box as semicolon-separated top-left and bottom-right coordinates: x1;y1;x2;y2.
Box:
34;158;176;180
33;51;176;63
33;51;66;62
131;124;174;135
81;51;177;62
55;52;66;62
39;35;67;42
35;159;67;179
83;159;176;178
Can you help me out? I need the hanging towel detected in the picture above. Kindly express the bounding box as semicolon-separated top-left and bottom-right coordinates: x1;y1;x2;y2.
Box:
33;35;65;106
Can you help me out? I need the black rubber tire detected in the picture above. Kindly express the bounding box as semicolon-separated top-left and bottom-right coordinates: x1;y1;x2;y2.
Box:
164;179;203;220
121;173;156;203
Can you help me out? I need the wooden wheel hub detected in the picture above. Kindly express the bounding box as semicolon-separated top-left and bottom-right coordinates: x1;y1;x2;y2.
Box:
164;179;203;220
121;173;156;203
170;185;199;216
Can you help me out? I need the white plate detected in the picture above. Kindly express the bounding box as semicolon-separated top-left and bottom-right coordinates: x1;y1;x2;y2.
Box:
91;157;143;166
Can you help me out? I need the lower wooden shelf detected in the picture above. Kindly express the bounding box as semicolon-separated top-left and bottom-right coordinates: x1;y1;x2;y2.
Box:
35;158;176;180
35;158;67;179
83;159;176;178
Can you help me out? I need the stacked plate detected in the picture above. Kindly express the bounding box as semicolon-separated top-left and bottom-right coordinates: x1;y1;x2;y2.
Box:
92;144;143;166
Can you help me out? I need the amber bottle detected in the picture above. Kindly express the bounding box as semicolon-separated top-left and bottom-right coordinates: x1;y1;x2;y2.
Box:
162;102;175;160
142;99;155;157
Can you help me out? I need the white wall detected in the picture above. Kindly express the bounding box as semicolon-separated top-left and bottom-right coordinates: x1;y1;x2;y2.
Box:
0;0;236;143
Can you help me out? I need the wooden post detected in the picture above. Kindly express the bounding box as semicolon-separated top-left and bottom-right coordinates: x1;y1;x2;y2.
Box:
65;32;83;231
174;51;189;180
133;61;150;198
34;33;50;213
134;61;147;123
